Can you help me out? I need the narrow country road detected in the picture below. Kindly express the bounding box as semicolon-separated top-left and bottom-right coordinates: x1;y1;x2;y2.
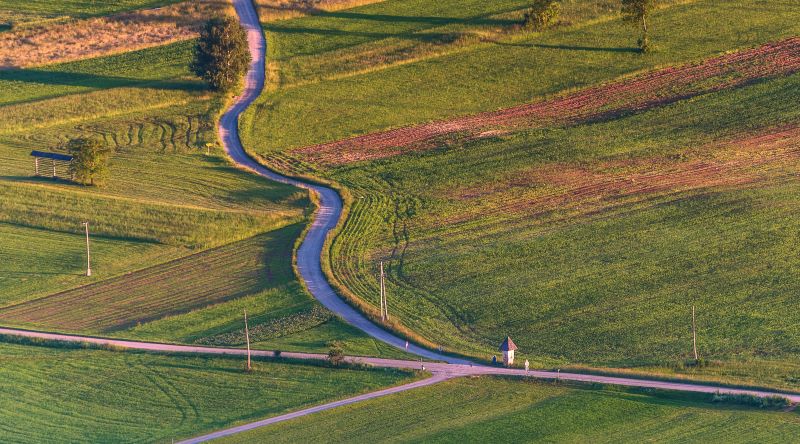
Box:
220;0;466;365
2;326;798;405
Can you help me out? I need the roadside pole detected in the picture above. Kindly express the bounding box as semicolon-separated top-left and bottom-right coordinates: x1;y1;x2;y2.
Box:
82;222;91;277
244;309;252;371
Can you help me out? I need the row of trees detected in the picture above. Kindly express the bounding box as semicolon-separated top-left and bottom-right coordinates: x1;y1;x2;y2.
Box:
526;0;657;52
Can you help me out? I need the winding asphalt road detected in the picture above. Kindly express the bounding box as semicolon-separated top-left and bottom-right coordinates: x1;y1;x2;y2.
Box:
220;0;466;365
1;0;798;442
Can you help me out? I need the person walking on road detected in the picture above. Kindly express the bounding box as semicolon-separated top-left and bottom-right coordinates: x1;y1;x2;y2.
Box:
524;359;530;373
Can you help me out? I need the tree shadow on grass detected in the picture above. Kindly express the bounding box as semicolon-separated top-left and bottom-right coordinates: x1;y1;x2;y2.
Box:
0;175;81;186
0;270;82;276
314;10;518;27
0;69;204;91
532;43;640;53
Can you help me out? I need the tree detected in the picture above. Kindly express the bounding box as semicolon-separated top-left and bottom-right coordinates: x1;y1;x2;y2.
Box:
524;0;561;31
327;341;345;366
621;0;656;53
66;138;111;186
191;16;251;92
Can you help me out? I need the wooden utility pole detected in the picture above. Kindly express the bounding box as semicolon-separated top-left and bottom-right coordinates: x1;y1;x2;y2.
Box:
692;305;698;361
244;309;252;371
82;222;91;277
379;261;388;321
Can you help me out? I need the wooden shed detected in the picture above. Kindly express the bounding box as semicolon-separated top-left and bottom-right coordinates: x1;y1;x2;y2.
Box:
31;150;74;180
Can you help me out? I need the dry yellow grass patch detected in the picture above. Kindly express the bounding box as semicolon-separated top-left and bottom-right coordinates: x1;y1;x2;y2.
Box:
0;1;230;68
255;0;386;22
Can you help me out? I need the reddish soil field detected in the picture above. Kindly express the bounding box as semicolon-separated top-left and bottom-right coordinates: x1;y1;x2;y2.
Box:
445;125;800;225
294;37;800;166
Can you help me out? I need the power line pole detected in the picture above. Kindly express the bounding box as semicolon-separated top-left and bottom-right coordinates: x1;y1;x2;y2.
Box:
81;222;91;277
244;309;252;371
692;305;698;362
380;261;388;321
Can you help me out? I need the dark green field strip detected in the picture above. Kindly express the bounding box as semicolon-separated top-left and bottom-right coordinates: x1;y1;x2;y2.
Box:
0;224;303;333
0;0;184;20
0;342;413;443
242;0;800;153
220;377;800;443
0;222;184;308
0;39;198;106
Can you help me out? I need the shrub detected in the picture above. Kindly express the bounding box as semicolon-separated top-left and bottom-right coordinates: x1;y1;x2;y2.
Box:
66;137;112;186
327;340;345;366
712;393;790;410
524;0;561;31
191;16;251;92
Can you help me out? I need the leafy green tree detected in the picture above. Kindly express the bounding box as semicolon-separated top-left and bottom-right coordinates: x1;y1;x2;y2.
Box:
524;0;561;31
191;16;251;92
621;0;656;53
66;138;111;186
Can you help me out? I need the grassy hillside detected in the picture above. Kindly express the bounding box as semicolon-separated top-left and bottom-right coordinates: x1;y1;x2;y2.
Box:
326;72;800;387
219;377;800;443
0;341;415;443
0;30;413;357
241;0;800;153
238;0;800;386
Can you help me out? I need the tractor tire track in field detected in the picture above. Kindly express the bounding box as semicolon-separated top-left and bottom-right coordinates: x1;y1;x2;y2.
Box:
294;37;800;166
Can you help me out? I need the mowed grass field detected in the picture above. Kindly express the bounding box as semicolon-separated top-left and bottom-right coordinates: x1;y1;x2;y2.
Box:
0;341;415;443
220;377;800;443
239;0;800;387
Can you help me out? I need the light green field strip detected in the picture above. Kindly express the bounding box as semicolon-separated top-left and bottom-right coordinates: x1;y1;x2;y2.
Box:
219;377;800;444
0;341;415;443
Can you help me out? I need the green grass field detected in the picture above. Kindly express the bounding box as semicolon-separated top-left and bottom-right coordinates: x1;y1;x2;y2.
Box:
219;377;800;443
0;11;410;360
0;0;184;27
241;0;800;153
235;0;800;388
0;341;415;443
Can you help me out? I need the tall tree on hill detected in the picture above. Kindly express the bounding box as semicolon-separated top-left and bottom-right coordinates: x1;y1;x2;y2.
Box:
66;137;111;186
524;0;561;31
621;0;656;53
191;16;251;92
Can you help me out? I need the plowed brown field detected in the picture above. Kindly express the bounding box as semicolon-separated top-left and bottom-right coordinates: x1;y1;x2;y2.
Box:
294;37;800;166
445;125;800;225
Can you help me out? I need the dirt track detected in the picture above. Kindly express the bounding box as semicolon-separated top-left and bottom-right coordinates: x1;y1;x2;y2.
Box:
293;37;800;165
